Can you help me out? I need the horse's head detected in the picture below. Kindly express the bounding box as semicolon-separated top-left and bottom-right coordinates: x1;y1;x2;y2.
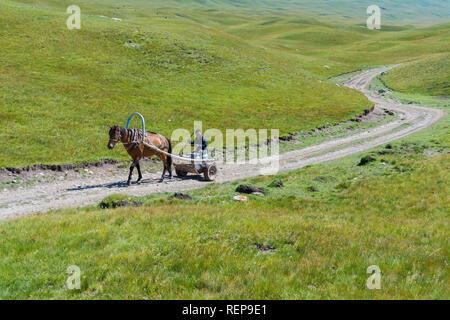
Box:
108;125;122;150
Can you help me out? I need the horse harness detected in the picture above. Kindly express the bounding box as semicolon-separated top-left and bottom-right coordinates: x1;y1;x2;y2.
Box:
124;129;169;152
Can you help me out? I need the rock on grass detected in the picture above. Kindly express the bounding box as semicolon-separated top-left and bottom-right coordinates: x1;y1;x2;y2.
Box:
358;155;377;166
168;193;193;201
99;194;142;209
268;180;284;188
236;185;267;195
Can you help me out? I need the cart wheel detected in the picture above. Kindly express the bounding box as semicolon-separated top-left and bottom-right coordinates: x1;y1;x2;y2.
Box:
204;164;217;181
176;169;188;177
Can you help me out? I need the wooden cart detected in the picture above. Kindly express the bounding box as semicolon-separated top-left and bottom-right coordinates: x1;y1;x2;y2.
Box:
174;154;218;182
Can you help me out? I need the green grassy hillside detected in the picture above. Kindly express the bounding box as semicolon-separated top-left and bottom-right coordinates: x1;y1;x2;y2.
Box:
1;124;448;299
1;1;449;300
0;0;449;167
16;0;449;24
381;53;450;96
226;20;450;77
1;84;448;299
0;1;371;167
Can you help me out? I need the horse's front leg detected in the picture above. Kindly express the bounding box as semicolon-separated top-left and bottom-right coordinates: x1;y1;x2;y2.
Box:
127;162;136;186
136;162;143;184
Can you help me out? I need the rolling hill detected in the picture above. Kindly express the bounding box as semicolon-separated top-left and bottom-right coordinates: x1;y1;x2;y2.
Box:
0;0;449;301
0;0;448;167
382;53;450;96
51;0;450;24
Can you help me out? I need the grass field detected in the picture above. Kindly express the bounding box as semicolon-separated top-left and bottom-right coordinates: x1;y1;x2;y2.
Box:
14;0;450;24
1;113;448;299
382;53;450;96
2;70;449;300
1;1;449;300
0;0;449;167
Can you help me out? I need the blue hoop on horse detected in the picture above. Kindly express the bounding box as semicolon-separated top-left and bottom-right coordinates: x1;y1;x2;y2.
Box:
126;112;146;142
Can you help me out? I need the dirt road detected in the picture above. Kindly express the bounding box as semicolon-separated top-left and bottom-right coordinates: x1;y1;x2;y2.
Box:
0;66;445;220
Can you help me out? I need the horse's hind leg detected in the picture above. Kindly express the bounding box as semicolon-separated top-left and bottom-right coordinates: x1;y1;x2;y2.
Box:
127;162;136;186
157;154;168;182
136;162;143;184
167;158;172;179
168;165;172;179
160;162;167;182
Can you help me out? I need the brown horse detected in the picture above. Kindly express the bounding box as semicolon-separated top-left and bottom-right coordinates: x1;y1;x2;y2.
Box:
107;125;172;185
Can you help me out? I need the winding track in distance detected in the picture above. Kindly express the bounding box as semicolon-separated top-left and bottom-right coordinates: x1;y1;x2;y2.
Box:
0;66;445;220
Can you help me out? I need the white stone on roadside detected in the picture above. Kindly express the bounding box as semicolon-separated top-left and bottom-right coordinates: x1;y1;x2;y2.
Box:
124;41;142;49
233;195;248;202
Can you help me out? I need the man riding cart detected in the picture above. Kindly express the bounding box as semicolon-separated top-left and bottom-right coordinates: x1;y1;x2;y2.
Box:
188;129;209;170
173;129;217;181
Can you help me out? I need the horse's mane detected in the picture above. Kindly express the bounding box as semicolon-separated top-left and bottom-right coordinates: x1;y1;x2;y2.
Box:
125;127;157;135
111;126;157;142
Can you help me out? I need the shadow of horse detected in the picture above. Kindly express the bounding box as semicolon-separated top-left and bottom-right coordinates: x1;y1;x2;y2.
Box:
65;175;205;192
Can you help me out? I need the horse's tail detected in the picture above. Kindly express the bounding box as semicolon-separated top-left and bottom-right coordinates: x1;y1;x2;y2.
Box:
166;137;173;170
